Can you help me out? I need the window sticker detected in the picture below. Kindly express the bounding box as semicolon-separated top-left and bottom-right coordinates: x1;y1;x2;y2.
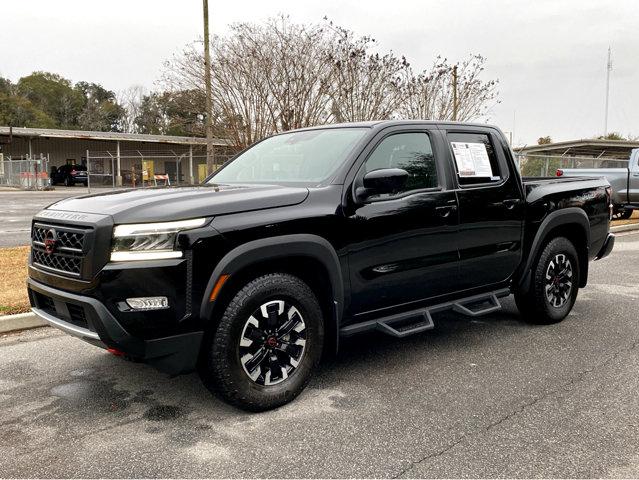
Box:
451;141;494;177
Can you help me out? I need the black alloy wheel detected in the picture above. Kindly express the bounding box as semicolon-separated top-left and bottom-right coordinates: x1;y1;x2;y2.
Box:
238;299;307;386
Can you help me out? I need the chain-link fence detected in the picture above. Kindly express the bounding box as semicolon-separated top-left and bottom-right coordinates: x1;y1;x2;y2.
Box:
0;154;50;189
514;154;627;177
86;149;234;191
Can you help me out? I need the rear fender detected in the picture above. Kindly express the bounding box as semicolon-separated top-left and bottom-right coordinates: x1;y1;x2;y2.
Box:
517;208;590;290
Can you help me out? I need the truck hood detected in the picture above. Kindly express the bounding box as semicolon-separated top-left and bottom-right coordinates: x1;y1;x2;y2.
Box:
46;184;309;224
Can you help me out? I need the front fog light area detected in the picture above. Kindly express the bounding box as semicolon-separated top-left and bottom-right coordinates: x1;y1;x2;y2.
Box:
125;296;169;311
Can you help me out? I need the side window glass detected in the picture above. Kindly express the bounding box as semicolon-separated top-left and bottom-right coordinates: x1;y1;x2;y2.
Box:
447;132;502;186
363;132;439;197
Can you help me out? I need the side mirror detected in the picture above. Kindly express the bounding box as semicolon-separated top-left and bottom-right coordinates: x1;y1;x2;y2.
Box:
357;168;408;200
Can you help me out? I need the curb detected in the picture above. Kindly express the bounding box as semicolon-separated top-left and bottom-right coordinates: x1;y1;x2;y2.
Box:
611;223;639;233
0;312;47;334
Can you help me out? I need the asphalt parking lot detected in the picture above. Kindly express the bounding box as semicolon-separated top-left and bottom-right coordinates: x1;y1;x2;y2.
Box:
0;187;100;247
1;232;638;477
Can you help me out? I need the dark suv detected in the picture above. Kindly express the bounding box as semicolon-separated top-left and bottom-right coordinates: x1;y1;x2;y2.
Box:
50;164;88;187
28;121;614;411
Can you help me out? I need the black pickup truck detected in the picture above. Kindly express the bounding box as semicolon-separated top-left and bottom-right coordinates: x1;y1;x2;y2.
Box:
28;121;614;411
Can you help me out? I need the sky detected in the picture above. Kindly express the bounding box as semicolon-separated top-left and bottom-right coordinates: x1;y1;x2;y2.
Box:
1;0;638;146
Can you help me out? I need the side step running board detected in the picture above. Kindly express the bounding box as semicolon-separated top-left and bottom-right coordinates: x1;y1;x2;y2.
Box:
451;292;502;317
340;288;510;338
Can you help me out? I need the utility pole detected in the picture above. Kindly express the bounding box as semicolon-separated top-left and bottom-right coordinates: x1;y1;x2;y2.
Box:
203;0;215;174
604;46;612;136
452;65;458;121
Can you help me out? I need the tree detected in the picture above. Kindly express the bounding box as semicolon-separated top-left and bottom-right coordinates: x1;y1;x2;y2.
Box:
537;136;552;145
0;75;56;127
163;16;336;148
0;72;128;131
0;93;56;128
325;22;409;122
117;85;146;133
16;72;84;128
135;90;206;137
0;77;13;96
75;81;125;132
161;17;500;149
399;55;498;121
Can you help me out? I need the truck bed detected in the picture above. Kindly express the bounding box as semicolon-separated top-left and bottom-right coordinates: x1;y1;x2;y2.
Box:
522;176;610;204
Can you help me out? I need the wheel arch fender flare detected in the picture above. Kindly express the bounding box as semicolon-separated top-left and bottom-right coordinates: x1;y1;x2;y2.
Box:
518;207;591;289
199;233;344;338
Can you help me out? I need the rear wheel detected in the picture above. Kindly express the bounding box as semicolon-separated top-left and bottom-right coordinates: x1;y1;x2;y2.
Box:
200;273;324;411
612;208;633;220
515;236;580;324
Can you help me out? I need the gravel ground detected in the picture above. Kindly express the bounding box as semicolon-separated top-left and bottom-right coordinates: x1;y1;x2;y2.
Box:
0;232;638;478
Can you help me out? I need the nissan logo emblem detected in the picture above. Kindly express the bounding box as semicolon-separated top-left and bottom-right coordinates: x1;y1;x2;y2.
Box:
44;229;58;255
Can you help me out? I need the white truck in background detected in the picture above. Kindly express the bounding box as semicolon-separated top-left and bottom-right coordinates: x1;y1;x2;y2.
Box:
557;148;639;219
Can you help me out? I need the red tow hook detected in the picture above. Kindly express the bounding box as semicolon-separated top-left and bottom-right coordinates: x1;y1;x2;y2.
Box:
107;347;125;357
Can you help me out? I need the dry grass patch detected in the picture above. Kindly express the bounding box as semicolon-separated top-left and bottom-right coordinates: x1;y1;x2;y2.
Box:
0;246;30;315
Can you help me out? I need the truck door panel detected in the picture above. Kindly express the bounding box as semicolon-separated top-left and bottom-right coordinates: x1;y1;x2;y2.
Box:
345;129;460;316
444;129;525;289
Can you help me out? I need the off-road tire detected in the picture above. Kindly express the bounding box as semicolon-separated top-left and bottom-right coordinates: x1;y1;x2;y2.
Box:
612;208;633;220
515;236;580;324
200;273;324;411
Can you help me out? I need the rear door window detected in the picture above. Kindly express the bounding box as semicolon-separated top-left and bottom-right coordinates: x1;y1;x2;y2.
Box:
447;132;503;186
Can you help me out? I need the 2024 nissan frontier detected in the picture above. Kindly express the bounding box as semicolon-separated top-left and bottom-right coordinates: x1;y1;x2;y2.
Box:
557;148;639;219
28;121;614;411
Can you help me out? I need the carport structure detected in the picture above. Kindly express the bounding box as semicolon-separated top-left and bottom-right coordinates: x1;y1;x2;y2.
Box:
518;138;639;159
0;126;233;185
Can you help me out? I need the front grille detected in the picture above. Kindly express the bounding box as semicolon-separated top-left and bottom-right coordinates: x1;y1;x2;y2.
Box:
31;223;91;278
32;249;82;275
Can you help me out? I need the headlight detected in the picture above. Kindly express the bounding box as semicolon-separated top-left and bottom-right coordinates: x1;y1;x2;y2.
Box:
110;218;207;262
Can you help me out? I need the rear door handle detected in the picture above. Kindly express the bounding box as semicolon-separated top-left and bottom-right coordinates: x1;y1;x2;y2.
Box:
435;205;457;218
503;199;520;210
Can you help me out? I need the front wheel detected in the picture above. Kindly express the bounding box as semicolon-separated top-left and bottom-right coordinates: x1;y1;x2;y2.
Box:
200;273;324;411
515;236;580;324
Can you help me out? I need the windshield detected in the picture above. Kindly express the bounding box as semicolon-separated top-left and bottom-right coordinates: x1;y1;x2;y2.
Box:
208;128;368;185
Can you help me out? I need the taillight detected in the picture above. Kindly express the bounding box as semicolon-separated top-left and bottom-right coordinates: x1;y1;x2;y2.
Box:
556;169;563;177
605;186;613;219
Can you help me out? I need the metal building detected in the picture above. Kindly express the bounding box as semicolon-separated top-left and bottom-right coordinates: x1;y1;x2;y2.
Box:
0;126;234;187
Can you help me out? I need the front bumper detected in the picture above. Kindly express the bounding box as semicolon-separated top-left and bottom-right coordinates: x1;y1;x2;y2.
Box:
28;278;203;375
595;233;615;260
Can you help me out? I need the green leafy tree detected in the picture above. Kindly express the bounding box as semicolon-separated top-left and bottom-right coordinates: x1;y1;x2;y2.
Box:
16;72;84;128
75;81;125;131
0;93;56;128
135;90;206;137
0;77;13;96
